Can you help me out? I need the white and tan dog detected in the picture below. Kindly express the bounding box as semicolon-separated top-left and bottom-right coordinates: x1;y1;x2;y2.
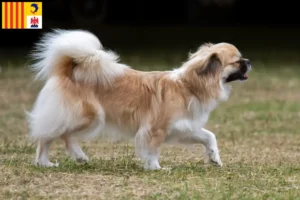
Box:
28;29;251;170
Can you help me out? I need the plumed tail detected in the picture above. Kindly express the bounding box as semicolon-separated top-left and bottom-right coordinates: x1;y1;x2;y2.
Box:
30;29;128;86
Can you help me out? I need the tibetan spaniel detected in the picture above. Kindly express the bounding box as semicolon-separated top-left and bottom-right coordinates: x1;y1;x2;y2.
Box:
28;29;251;170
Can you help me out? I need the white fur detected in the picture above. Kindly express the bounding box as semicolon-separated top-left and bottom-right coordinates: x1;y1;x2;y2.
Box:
30;29;129;86
28;30;131;141
64;136;89;162
166;60;234;166
27;77;104;141
169;67;185;80
165;96;225;166
28;77;82;140
27;30;125;167
134;125;162;170
28;30;236;169
35;139;59;167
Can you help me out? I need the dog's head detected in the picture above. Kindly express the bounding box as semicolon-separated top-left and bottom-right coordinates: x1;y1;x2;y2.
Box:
188;42;251;84
180;42;251;102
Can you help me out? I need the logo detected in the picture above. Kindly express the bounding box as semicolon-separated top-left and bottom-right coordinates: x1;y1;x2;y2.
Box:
30;16;39;27
2;2;42;29
30;3;39;14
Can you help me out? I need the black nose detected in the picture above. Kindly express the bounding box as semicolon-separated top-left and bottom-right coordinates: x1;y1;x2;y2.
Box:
244;59;251;66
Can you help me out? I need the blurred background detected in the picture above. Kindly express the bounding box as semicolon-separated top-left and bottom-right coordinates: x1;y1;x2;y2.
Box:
1;2;300;198
1;0;300;67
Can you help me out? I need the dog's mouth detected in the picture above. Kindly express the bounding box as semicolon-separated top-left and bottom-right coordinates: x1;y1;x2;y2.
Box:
225;71;248;83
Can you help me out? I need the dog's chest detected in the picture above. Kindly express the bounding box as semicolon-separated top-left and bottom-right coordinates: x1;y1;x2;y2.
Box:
167;99;217;136
168;112;209;136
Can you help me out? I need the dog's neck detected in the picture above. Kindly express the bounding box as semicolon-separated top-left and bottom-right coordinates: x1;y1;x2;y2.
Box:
219;81;232;102
180;74;230;104
169;66;232;109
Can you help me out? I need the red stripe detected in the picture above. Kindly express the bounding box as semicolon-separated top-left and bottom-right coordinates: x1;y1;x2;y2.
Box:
10;2;13;28
21;2;24;28
16;3;18;28
4;3;8;28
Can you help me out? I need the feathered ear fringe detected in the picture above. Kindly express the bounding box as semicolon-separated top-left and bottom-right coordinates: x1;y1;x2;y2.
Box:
198;43;214;51
197;53;222;76
188;42;214;59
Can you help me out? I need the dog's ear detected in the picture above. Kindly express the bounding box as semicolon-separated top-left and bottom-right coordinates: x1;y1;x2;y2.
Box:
189;43;214;59
197;53;222;76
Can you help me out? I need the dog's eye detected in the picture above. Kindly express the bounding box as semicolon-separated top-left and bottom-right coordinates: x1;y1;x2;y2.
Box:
228;60;241;65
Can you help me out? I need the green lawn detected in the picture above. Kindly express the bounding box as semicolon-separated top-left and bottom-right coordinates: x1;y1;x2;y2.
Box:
0;50;300;200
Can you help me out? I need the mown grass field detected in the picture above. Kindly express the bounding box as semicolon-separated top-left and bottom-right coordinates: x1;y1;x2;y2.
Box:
0;49;300;200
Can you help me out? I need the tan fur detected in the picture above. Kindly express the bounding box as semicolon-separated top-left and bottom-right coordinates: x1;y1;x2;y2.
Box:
56;43;243;145
31;36;249;168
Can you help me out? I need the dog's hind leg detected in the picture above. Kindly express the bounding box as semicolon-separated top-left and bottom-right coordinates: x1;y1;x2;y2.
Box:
35;138;59;167
60;110;104;163
61;134;89;163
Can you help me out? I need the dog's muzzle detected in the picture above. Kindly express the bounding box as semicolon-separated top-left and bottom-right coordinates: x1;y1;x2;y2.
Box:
225;58;251;83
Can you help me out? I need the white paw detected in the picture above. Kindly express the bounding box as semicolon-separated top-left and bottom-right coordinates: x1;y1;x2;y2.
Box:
144;160;161;170
204;148;223;167
35;161;59;167
76;156;89;163
70;153;89;163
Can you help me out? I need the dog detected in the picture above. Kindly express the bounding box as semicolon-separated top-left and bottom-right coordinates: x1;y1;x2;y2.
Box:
27;29;251;170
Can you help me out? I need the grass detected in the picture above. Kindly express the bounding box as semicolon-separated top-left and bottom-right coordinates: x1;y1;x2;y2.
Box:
0;49;300;200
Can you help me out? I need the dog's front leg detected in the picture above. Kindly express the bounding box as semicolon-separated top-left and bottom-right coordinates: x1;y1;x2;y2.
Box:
135;128;166;170
182;128;223;166
201;128;223;166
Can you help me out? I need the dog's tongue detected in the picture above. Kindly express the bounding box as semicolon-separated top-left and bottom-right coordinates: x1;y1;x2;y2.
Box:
243;74;248;78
